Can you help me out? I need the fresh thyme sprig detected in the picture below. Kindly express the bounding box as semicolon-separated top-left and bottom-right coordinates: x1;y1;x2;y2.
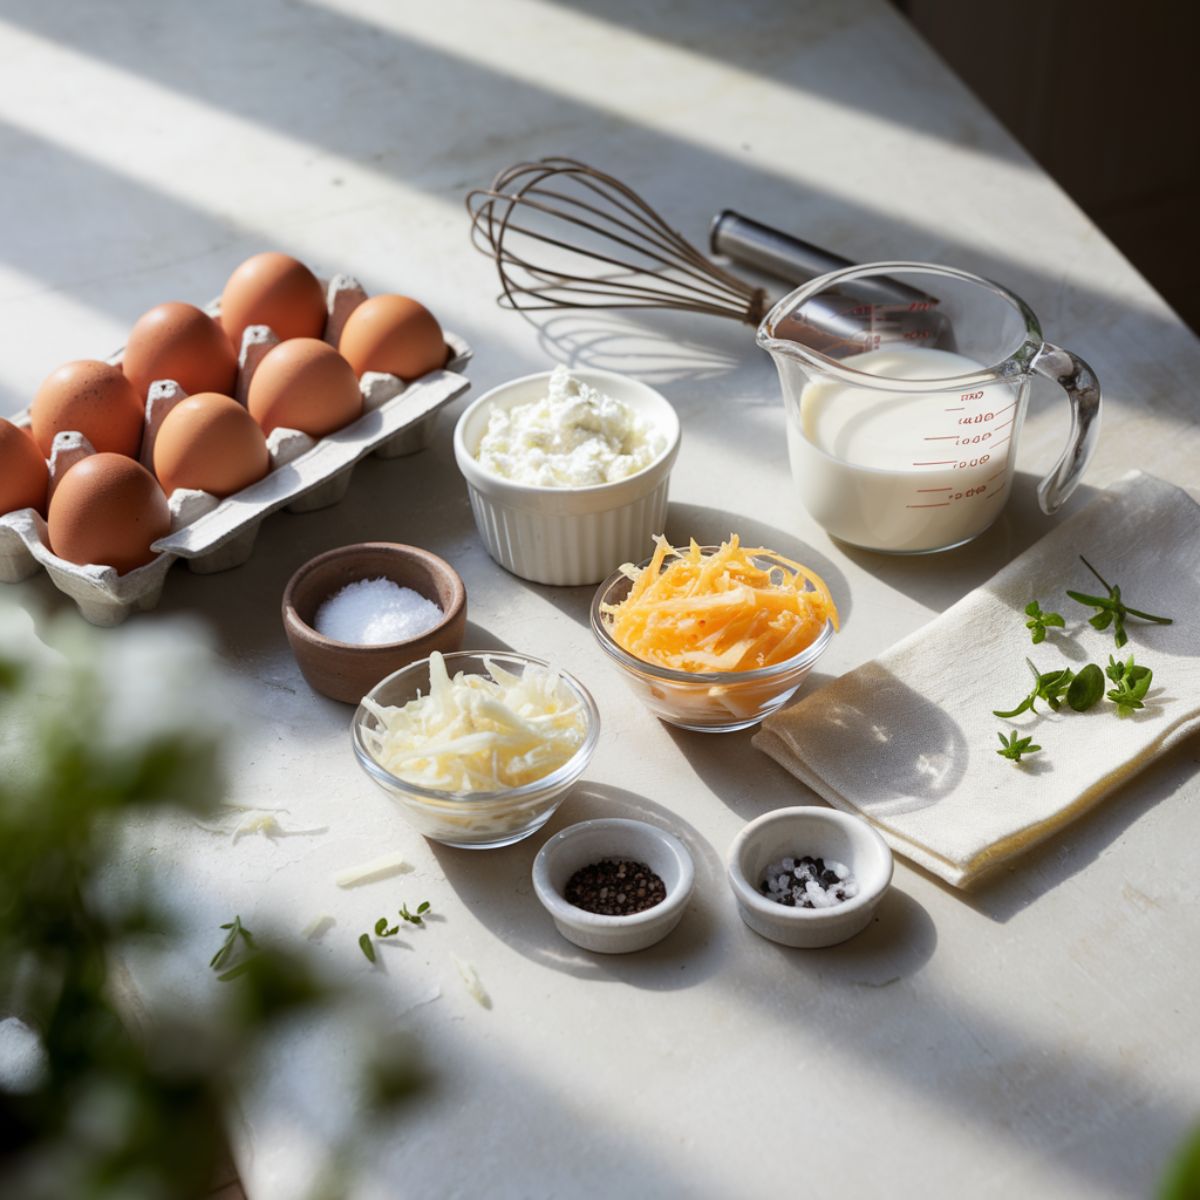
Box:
992;658;1074;718
359;901;433;962
996;730;1041;763
1105;654;1154;717
1024;600;1065;645
1067;556;1173;648
209;916;257;981
399;901;431;927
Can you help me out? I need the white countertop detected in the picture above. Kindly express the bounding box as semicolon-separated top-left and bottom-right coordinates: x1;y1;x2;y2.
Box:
2;2;1198;1197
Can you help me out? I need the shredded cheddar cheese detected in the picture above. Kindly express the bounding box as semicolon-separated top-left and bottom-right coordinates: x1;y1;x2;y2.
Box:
601;536;838;673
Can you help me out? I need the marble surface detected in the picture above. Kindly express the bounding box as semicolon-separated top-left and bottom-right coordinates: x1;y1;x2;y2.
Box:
2;1;1198;1197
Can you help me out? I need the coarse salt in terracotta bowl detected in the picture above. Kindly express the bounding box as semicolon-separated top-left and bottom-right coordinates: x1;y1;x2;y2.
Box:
282;542;466;704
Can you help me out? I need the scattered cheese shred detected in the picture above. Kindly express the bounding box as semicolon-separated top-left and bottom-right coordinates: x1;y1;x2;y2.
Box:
361;651;586;794
231;811;327;842
231;812;287;842
333;852;413;888
450;953;491;1009
301;915;335;941
602;535;838;673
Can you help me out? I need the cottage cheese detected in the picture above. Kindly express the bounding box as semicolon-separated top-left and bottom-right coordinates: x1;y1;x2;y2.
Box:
475;366;666;487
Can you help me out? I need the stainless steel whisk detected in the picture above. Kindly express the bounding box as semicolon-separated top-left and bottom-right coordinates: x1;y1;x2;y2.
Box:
466;157;770;326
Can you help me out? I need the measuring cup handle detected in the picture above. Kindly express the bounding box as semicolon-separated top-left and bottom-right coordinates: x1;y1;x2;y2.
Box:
1031;342;1101;515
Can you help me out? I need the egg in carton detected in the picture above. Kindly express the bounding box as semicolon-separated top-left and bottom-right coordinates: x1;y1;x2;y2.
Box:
0;275;472;626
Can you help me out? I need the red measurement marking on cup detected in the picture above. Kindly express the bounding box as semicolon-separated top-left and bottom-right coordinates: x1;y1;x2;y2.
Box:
924;435;957;441
983;467;1007;484
993;400;1017;416
988;435;1012;451
945;406;965;411
912;460;957;466
992;415;1015;431
908;483;991;508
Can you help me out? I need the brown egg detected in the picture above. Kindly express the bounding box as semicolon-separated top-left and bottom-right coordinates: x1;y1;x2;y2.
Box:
31;360;144;458
48;453;170;575
219;252;327;353
246;338;362;438
153;392;270;498
0;417;49;515
338;294;447;381
123;302;238;399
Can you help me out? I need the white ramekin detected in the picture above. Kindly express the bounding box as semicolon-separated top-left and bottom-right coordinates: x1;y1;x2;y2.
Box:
532;817;695;953
453;368;681;586
726;807;893;948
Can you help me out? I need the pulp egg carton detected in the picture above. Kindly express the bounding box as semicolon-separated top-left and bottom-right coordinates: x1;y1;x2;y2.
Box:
0;274;472;626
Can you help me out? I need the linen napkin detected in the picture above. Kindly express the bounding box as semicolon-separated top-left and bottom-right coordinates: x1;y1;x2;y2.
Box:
754;473;1200;888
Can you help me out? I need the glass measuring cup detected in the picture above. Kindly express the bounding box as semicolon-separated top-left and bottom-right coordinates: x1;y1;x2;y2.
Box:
757;263;1101;554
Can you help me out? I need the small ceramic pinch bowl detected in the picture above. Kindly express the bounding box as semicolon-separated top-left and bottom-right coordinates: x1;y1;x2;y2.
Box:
453;368;681;586
591;549;833;733
353;651;600;849
726;807;893;949
282;542;466;704
532;818;695;954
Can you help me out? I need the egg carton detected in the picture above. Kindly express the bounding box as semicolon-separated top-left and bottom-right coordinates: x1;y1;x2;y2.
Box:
0;275;472;626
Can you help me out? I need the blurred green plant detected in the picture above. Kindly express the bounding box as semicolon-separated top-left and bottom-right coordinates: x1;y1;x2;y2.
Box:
0;610;422;1198
1161;1128;1200;1200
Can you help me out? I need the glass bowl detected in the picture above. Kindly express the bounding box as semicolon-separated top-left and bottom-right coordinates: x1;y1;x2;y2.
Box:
351;650;600;849
590;549;834;733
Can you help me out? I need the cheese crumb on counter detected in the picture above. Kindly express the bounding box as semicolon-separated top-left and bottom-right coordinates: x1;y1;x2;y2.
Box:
475;364;665;487
333;852;413;888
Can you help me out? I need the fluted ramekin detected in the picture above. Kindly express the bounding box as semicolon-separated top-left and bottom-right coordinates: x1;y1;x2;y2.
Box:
453;368;681;586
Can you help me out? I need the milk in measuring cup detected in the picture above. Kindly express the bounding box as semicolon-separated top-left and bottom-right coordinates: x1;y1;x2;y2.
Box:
787;347;1020;553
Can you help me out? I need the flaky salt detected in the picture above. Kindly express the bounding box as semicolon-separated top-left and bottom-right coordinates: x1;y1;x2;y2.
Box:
315;577;443;645
760;854;859;910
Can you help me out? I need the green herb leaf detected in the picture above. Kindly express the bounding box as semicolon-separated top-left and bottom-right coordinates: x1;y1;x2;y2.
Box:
1066;663;1105;712
210;916;257;981
996;729;1042;763
358;932;376;963
398;903;423;926
1105;654;1154;717
1067;557;1172;648
416;901;431;915
1037;666;1074;712
992;658;1073;718
1024;599;1066;644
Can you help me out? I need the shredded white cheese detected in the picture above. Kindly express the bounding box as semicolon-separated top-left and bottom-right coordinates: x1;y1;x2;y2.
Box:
301;915;335;941
451;953;491;1009
231;812;286;842
333;851;413;888
475;364;665;487
361;651;587;794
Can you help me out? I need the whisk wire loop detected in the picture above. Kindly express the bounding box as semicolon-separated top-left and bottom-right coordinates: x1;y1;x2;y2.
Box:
466;157;767;325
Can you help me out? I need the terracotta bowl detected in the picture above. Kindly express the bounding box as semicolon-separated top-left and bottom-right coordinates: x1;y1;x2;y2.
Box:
282;542;466;703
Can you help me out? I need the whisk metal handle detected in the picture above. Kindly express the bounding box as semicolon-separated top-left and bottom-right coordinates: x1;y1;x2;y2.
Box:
710;210;850;283
710;209;931;307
